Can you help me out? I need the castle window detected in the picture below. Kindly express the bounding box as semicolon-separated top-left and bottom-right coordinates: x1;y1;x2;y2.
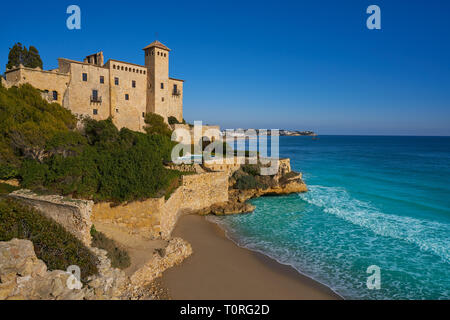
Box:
100;76;104;84
161;83;164;89
162;97;164;102
132;80;136;88
121;66;124;70
92;90;100;102
133;68;135;72
115;77;119;85
164;53;167;57
116;109;119;113
113;65;116;69
125;94;129;100
52;91;58;101
157;52;160;56
82;73;87;81
143;71;146;75
93;109;98;115
142;112;145;118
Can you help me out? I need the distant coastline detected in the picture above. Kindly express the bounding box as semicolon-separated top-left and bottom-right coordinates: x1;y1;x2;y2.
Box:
221;129;317;138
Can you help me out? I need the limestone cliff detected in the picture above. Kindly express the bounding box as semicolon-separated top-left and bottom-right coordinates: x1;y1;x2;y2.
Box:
197;159;308;215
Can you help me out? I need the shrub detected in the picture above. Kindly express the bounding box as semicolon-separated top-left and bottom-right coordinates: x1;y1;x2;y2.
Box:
234;175;259;190
144;113;172;137
241;164;260;176
90;225;130;269
168;116;179;125
0;182;19;195
0;199;98;280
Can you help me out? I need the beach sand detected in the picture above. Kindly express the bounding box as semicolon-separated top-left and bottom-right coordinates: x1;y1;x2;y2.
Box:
162;215;341;300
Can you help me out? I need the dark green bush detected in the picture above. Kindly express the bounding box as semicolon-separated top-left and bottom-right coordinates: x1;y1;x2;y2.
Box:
241;164;260;176
168;116;179;125
0;182;19;195
144;113;172;137
0;199;98;280
90;225;130;269
234;175;259;190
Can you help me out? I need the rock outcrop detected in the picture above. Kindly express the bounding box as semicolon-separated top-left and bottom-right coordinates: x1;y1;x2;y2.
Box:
0;237;192;300
127;238;192;294
0;239;85;300
196;160;308;216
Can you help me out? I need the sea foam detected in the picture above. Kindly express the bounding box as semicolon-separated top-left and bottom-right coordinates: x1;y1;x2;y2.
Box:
299;185;450;263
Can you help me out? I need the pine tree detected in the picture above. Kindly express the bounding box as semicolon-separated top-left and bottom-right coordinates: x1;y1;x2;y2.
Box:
25;46;43;69
6;43;25;69
6;43;43;70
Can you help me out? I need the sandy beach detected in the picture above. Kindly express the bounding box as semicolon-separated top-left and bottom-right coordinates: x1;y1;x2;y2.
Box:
162;215;341;300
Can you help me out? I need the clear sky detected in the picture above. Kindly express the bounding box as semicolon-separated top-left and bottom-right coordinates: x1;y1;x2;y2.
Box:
1;0;449;135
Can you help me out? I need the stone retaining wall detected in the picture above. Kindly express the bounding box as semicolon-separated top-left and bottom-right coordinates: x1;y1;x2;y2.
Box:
8;190;93;246
92;171;228;239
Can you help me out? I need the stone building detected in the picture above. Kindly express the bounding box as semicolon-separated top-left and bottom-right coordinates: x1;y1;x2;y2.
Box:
2;41;184;132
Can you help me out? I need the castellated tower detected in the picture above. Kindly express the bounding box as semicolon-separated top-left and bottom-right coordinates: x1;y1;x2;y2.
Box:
144;41;183;122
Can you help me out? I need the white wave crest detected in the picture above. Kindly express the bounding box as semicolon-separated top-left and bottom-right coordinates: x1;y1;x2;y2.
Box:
299;185;450;263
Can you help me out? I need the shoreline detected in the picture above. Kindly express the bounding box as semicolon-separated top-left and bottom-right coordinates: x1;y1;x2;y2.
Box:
162;214;341;300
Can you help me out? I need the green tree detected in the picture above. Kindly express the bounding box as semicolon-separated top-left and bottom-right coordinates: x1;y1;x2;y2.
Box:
6;43;26;69
144;113;172;137
6;43;43;70
24;46;43;69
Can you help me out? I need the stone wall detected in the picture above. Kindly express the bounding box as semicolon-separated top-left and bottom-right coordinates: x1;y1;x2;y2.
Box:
92;197;164;238
59;59;111;122
8;190;93;246
4;66;70;105
168;78;183;121
104;60;148;132
92;171;228;239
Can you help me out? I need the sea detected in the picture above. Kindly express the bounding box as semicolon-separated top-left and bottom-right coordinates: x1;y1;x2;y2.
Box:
209;136;450;299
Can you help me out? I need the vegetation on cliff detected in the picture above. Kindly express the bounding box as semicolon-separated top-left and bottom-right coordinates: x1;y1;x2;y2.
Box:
90;225;131;269
0;198;98;280
0;84;181;202
232;164;270;190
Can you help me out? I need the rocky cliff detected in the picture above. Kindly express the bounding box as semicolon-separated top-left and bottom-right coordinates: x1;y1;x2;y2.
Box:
197;159;308;215
0;238;191;300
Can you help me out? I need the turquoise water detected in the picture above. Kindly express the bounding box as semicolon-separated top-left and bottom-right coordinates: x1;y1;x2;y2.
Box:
209;136;450;299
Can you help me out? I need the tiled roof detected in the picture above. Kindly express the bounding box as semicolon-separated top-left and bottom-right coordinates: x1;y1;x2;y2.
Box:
142;40;171;51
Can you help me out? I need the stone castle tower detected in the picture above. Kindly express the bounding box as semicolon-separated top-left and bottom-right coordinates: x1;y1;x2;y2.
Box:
145;41;183;122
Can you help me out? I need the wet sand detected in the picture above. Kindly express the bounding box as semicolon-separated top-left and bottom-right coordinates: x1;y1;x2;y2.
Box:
162;215;341;300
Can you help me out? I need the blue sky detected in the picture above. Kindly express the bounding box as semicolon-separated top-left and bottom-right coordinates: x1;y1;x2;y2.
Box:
1;0;449;135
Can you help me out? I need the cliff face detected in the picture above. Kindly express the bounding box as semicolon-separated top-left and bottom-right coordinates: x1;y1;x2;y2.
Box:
198;159;308;215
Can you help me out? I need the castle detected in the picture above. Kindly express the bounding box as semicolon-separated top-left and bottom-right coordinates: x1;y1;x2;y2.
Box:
1;41;183;131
